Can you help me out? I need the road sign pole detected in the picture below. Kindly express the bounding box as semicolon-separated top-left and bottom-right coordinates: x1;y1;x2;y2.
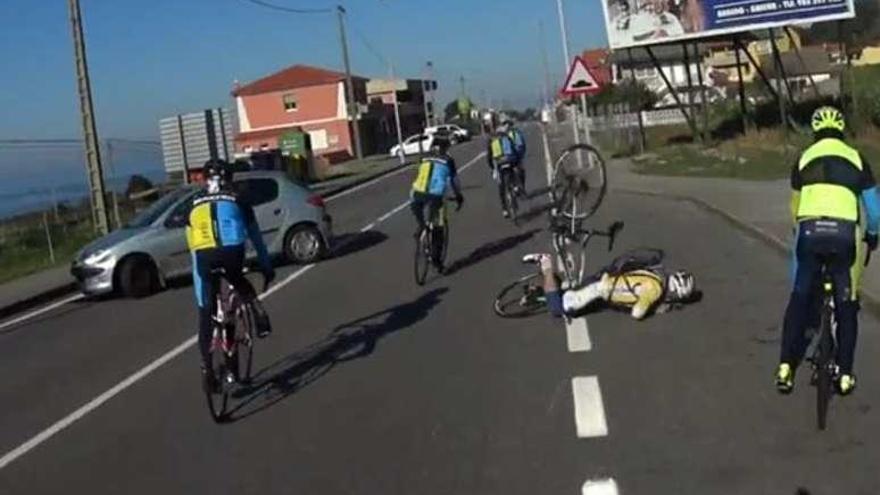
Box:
556;0;581;153
579;93;592;146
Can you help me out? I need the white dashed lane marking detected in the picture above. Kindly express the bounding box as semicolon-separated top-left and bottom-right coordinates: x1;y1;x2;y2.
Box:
582;478;619;495
571;376;609;438
565;316;592;352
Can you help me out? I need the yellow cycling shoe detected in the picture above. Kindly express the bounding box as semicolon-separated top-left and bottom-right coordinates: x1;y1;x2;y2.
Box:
838;374;857;396
775;363;794;394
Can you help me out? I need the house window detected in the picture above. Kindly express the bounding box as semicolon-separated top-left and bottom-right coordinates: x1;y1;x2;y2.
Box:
282;93;297;112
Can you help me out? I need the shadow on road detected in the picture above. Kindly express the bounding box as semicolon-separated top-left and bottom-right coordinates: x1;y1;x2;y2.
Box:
517;201;554;225
328;230;388;260
444;228;539;276
222;287;450;423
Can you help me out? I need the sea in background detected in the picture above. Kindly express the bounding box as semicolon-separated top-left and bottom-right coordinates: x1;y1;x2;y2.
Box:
0;142;166;218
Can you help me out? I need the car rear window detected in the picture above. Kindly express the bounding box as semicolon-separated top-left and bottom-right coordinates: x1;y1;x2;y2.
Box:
235;178;279;207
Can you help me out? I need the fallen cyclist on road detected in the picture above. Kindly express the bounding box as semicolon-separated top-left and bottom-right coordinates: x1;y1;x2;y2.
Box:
410;135;464;274
523;249;699;320
186;159;276;393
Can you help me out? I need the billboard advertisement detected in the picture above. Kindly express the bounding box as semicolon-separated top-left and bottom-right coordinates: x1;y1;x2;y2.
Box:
602;0;855;49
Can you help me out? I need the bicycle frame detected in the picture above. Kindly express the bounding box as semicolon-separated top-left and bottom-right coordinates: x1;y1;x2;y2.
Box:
551;220;623;287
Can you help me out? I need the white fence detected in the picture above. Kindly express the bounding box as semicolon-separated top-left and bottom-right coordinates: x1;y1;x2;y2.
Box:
584;109;687;130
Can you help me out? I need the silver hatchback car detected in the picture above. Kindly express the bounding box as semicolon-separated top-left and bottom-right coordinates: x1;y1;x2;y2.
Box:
71;171;332;297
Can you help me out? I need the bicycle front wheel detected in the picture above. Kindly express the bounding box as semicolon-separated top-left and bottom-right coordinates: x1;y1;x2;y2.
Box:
494;273;548;318
234;303;255;385
551;144;607;220
205;339;230;423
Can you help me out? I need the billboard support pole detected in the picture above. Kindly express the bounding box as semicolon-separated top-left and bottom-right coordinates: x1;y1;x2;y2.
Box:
626;48;646;153
769;30;796;107
681;43;700;143
735;38;780;104
693;42;710;144
784;27;820;99
645;46;698;136
769;30;792;133
734;35;749;133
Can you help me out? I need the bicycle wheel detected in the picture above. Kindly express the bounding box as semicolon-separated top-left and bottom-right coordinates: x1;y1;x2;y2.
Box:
234;302;255;385
414;230;429;286
508;183;519;225
551;144;607;220
439;221;450;267
205;332;230;423
815;302;835;431
494;273;548;318
552;232;584;288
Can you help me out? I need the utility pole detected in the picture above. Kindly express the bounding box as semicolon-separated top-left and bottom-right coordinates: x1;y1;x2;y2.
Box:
426;61;436;126
422;64;431;129
539;21;553;108
459;75;467;97
337;5;363;160
105;140;122;230
556;0;590;148
390;62;405;165
68;0;109;235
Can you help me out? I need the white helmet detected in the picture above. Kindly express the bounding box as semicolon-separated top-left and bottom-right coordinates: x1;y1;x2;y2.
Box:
666;270;695;302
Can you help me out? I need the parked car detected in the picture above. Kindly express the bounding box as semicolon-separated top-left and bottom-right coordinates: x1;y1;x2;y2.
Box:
71;170;332;298
389;133;435;158
425;124;470;143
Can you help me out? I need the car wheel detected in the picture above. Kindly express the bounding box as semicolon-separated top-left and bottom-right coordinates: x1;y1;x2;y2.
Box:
283;225;326;264
117;256;158;298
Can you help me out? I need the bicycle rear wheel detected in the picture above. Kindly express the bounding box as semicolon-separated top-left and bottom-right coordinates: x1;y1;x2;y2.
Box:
507;183;519;225
205;334;230;423
234;302;255;385
494;273;548;318
551;144;607;220
815;304;835;431
414;231;429;286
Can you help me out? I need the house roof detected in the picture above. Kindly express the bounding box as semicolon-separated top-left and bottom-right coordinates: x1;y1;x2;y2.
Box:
233;64;363;96
760;46;834;78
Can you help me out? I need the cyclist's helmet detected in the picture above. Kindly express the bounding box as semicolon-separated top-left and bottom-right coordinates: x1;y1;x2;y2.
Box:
430;134;451;155
810;105;845;134
665;270;696;302
203;159;233;193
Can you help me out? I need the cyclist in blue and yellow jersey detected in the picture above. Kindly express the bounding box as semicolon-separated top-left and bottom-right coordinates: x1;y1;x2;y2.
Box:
487;123;520;218
777;106;880;396
505;120;528;193
187;159;276;392
411;136;464;273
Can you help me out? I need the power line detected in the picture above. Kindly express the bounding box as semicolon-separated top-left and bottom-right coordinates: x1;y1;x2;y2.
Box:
238;0;333;14
351;22;387;66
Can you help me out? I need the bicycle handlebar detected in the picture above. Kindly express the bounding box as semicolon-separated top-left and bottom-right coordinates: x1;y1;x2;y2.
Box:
552;220;624;251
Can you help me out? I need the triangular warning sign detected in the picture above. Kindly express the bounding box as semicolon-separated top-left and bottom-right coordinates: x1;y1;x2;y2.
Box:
561;56;601;96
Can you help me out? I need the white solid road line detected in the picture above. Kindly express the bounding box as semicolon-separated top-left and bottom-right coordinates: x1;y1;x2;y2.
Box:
571;376;609;438
0;150;486;471
565;316;592;352
582;478;619;495
0;293;85;332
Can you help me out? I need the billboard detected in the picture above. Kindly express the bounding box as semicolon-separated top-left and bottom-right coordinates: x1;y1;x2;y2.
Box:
601;0;855;49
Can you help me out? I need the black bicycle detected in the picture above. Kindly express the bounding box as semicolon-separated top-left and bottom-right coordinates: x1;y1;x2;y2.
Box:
498;162;522;225
550;143;607;224
494;221;623;318
809;251;871;430
204;269;257;423
553;213;624;289
414;201;451;285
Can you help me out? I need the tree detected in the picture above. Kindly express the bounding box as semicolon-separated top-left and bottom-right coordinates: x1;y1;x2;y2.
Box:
125;175;154;197
443;101;459;121
804;0;880;52
588;80;657;110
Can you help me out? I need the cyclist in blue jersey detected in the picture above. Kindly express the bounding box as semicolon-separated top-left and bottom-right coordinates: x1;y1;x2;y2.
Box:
487;124;521;218
186;159;276;392
410;136;464;273
505;120;527;193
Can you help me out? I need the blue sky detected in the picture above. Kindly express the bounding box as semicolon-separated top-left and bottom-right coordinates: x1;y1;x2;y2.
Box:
0;0;608;140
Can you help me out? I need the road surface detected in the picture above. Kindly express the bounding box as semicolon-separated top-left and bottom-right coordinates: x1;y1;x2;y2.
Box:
1;127;879;494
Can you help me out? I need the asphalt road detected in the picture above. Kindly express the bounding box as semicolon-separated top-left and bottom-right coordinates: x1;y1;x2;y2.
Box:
1;127;879;494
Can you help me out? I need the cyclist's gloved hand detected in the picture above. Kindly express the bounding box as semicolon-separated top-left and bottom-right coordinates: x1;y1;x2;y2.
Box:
262;267;276;291
866;232;879;252
455;194;464;211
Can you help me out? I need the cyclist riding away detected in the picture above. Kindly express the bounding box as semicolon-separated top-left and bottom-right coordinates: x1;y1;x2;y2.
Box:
487;123;521;218
187;159;276;392
776;106;880;396
524;251;698;319
506;120;527;193
410;135;464;273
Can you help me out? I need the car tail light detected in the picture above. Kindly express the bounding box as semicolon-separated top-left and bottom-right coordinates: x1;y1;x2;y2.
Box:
307;194;325;208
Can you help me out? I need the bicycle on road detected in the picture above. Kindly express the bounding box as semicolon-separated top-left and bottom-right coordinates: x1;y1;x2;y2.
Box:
414;199;452;285
494;220;623;318
550;143;607;229
204;268;259;423
809;251;871;430
498;162;523;225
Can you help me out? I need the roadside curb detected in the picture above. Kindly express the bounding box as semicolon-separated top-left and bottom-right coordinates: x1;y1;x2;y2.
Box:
613;186;880;316
315;159;415;199
0;160;417;323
